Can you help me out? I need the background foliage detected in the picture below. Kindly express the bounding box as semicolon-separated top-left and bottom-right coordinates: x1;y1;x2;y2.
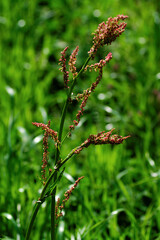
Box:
0;0;160;239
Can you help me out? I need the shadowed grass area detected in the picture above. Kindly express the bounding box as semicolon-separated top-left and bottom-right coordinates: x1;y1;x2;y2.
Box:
0;0;160;239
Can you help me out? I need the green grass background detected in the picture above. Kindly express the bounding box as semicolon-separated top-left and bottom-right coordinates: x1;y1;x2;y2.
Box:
0;0;160;239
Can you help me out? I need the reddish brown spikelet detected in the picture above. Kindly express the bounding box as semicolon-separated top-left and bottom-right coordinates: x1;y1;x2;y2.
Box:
69;46;79;77
89;15;128;58
55;176;84;222
55;197;61;220
62;176;84;204
70;52;112;131
69;125;75;130
85;52;112;72
74;129;130;154
59;46;69;88
32;122;59;144
71;67;103;129
40;120;50;183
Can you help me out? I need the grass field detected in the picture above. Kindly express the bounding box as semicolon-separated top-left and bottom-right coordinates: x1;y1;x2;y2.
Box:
0;0;160;239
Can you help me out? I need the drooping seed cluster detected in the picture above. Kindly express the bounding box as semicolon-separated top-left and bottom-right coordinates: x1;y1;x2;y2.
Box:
85;52;112;72
73;129;130;154
32;121;59;184
55;198;61;220
32;122;59;143
89;15;128;59
69;46;79;77
59;46;79;89
40;120;50;184
59;46;69;88
69;52;112;131
55;176;84;221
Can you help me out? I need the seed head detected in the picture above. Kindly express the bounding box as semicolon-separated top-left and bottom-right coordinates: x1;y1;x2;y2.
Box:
89;15;128;59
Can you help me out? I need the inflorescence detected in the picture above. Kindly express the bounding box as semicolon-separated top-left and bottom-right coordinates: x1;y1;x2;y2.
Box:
32;14;128;194
32;121;59;184
69;46;79;78
59;46;69;88
73;129;130;154
89;15;128;59
69;52;113;131
55;176;84;222
27;14;129;238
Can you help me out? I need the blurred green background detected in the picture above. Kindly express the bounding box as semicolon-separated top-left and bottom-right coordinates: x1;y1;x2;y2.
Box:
0;0;160;239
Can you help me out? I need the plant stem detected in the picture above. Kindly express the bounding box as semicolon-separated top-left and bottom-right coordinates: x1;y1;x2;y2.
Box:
25;55;91;240
25;139;83;240
51;192;56;239
58;56;91;146
50;55;91;240
25;168;57;240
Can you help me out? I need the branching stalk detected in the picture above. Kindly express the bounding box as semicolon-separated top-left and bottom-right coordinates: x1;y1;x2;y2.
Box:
25;14;129;240
50;55;91;240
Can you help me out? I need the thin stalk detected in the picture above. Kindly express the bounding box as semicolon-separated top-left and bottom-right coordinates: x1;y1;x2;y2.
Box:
51;191;56;239
25;168;57;240
58;56;91;145
50;55;91;240
25;138;82;240
25;56;91;240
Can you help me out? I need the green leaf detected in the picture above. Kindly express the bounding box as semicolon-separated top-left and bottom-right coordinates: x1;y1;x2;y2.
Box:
82;208;137;238
1;213;24;240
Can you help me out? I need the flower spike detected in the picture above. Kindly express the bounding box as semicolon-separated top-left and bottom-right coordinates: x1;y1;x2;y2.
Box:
69;46;79;77
55;176;84;222
89;15;128;59
59;46;70;88
73;129;130;154
41;120;50;184
32;122;59;144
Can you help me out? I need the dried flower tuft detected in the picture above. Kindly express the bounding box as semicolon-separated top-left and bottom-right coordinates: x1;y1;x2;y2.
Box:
85;52;112;72
59;46;70;88
41;120;50;184
55;176;84;222
69;46;79;77
89;15;128;59
32;122;59;144
70;53;112;131
32;121;59;184
73;129;130;154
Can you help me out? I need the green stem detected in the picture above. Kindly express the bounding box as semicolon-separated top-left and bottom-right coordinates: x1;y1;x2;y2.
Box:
25;55;91;240
51;55;91;240
58;56;91;146
25;169;57;240
51;192;56;239
25;140;81;240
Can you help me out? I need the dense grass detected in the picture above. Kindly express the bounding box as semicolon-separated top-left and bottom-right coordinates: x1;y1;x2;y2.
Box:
0;0;160;239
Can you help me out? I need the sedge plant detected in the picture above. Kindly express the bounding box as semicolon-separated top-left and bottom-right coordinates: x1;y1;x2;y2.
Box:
25;15;129;240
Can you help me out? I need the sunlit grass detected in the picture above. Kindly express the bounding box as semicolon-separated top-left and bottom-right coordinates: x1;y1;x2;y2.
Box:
0;0;160;239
